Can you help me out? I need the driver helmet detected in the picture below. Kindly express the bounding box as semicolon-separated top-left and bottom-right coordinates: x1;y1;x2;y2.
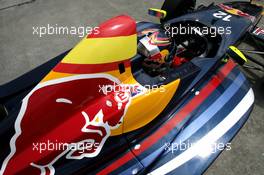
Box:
138;28;172;63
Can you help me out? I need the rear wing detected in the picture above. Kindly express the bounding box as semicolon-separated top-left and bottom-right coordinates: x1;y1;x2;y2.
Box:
252;26;264;42
251;0;264;14
248;0;264;47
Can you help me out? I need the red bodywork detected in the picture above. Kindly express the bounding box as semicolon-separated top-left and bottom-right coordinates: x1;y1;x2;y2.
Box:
3;76;130;175
1;15;136;175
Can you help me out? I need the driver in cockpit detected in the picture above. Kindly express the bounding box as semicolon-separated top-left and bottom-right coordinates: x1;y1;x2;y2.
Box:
137;27;202;75
137;28;189;75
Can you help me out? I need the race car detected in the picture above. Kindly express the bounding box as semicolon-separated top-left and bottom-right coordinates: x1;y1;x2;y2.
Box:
0;0;263;175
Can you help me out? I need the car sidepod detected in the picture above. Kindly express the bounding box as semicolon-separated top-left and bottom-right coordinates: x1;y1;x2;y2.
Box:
97;60;254;175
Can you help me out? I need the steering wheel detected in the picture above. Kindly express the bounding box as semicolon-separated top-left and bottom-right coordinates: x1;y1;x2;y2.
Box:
178;32;210;58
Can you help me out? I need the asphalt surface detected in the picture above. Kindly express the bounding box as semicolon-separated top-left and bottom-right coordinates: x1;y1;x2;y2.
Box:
0;0;263;174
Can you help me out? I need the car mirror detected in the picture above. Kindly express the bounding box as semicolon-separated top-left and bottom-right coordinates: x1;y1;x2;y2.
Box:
148;8;167;19
226;46;247;65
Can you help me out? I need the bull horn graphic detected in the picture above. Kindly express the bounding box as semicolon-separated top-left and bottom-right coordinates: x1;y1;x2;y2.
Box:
30;163;55;175
0;74;131;175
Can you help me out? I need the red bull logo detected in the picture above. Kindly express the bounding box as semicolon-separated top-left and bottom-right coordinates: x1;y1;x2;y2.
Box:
218;4;256;22
0;74;131;175
253;27;264;35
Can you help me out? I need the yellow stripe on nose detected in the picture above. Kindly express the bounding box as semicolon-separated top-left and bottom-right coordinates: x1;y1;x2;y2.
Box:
62;34;137;64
